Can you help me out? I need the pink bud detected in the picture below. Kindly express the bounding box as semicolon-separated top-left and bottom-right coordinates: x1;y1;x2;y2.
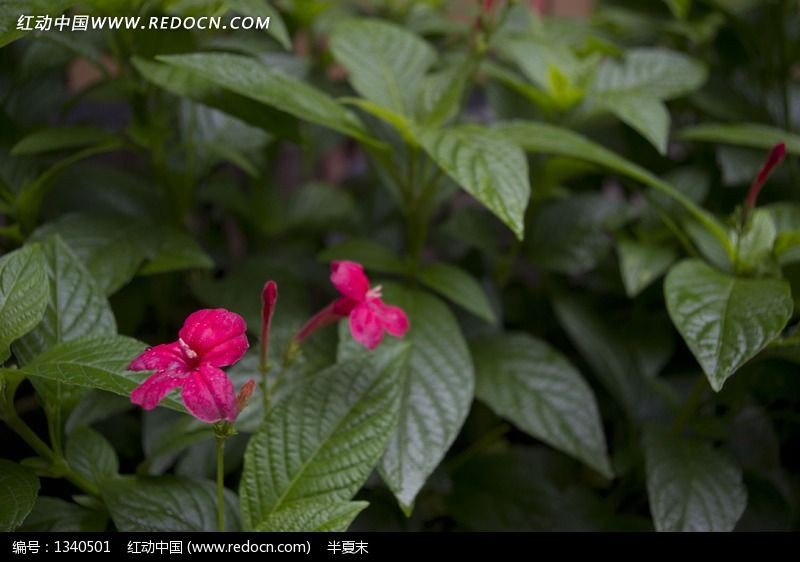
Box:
744;142;787;211
259;281;278;371
236;379;256;413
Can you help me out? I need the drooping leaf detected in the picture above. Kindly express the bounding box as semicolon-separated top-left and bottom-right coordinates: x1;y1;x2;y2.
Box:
644;428;747;532
338;284;474;512
664;259;792;391
472;334;613;478
419;125;530;239
419;263;496;324
101;476;239;531
0;245;48;363
158;53;376;144
239;354;404;531
0;460;40;531
330;19;436;117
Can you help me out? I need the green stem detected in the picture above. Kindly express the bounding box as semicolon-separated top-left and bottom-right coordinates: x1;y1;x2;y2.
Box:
216;435;225;532
671;375;707;436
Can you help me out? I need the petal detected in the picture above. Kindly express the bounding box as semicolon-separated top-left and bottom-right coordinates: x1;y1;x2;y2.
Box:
349;302;385;350
178;308;249;367
330;261;369;301
131;369;189;410
373;299;410;337
128;342;188;373
181;363;237;423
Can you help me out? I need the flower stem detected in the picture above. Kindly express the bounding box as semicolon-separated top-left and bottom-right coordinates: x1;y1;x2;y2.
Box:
215;434;225;532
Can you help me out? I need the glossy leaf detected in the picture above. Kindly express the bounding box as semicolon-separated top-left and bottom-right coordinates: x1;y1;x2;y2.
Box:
0;245;48;363
0;460;40;531
664;259;792;391
618;240;678;297
473;334;613;478
65;427;119;485
419;263;496;324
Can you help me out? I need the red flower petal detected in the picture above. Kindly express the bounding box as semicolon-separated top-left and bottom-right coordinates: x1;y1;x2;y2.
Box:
373;300;410;337
181;363;237;423
349;302;385;350
128;342;188;373
330;261;370;301
131;369;190;410
178;308;249;367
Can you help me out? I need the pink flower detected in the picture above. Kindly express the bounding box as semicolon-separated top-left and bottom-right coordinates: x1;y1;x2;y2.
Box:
259;281;278;371
128;309;249;423
295;261;409;350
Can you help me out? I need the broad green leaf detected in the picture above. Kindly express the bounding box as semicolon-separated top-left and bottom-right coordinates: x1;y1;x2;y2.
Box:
0;245;48;363
338;284;474;511
732;210;778;276
644;428;746;532
419;263;495;324
618;239;678;297
132;57;300;140
101;476;239;531
497;121;732;256
664;260;792;391
0;460;40;531
528;193;622;275
19;497;106;531
596;94;670;154
14;236;116;364
158;53;375;144
65;427;119;485
11;127;116;156
31;215;155;296
590;48;707;100
418;60;470;127
472;334;612;478
330;19;436;117
139;228;214;275
239;354;404;531
419;125;530;239
496;36;585;93
318;239;406;275
678;123;800;154
16;335;184;412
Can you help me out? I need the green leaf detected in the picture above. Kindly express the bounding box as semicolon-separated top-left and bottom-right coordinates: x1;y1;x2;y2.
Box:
139;227;214;275
16;335;185;412
158;53;375;144
496;36;585;93
239;354;404;531
0;459;40;531
498;121;732;257
528;193;622;275
678;123;800;154
419;125;530;239
318;239;406;275
0;245;48;363
330;19;436;117
618;239;678;297
31;214;155;296
253;501;369;532
101;476;239;531
663;0;692;19
472;334;612;478
417;60;470;127
418;263;495;324
11;127;116;156
590;48;707;100
65;427;119;485
644;428;746;532
132;57;300;141
338;284;474;511
664;259;792;391
597;94;670;154
14;236;116;364
19;497;107;531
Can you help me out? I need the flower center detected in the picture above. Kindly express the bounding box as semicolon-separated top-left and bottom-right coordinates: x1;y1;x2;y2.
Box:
366;284;383;300
178;338;200;366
